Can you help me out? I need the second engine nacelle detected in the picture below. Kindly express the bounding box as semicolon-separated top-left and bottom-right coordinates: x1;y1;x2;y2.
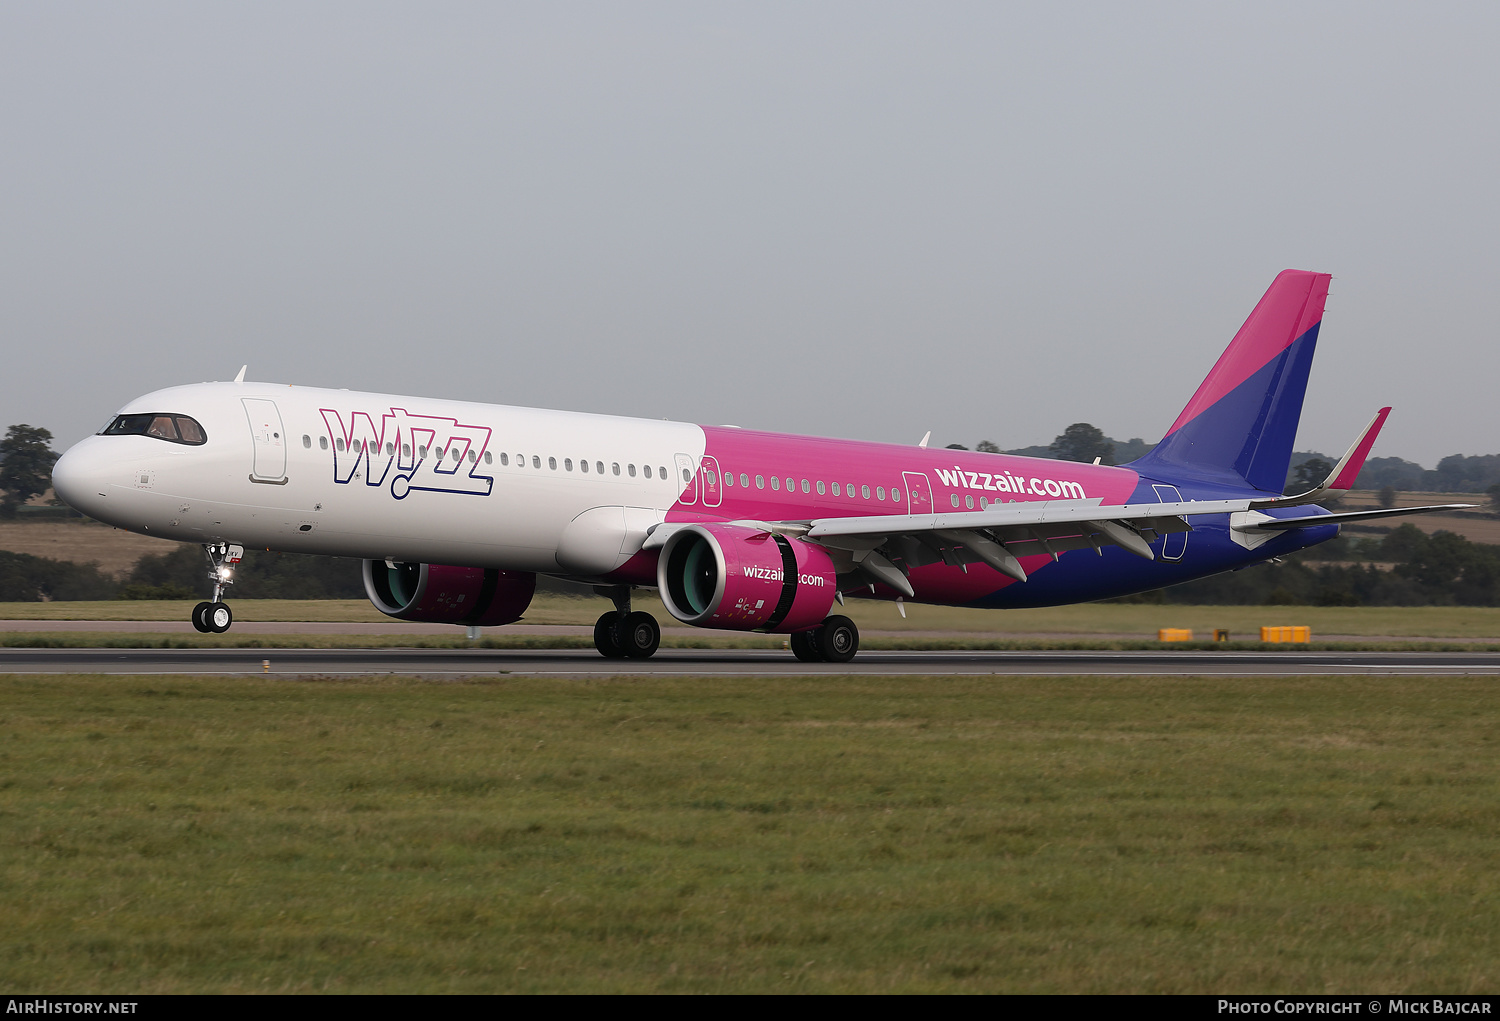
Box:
657;523;837;633
363;560;536;626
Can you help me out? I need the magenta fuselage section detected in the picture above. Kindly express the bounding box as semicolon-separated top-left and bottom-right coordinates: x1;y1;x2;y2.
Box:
635;426;1140;608
677;426;1137;523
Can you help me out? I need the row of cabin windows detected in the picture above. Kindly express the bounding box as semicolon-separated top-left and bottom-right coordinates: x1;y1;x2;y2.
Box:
716;469;1003;510
302;434;669;479
719;470;907;503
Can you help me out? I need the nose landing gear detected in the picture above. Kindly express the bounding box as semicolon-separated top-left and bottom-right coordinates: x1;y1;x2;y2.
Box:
191;543;243;634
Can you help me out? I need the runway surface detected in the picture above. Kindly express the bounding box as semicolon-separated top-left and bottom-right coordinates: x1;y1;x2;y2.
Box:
3;619;1499;643
4;646;1500;676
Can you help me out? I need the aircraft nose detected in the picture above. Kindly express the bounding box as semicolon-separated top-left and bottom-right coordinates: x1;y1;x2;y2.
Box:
51;438;116;518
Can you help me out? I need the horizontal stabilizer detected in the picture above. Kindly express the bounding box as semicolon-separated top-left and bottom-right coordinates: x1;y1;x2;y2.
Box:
1234;503;1475;531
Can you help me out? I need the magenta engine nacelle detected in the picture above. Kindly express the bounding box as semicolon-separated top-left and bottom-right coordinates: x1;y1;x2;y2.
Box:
363;560;536;626
657;523;838;633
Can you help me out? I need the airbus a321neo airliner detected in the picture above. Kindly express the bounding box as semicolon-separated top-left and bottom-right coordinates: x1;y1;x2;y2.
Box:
51;270;1469;661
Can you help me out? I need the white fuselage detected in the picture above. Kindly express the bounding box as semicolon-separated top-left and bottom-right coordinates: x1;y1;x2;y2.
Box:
54;382;706;577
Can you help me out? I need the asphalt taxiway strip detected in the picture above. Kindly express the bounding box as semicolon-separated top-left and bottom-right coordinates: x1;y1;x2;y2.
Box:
3;647;1499;676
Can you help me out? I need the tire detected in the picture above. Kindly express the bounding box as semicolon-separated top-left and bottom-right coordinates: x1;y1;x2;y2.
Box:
619;611;660;659
206;602;233;634
790;629;823;662
816;615;859;663
191;601;214;633
594;612;627;658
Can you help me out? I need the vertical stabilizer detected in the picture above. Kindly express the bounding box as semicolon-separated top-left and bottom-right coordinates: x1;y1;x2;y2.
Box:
1130;270;1332;493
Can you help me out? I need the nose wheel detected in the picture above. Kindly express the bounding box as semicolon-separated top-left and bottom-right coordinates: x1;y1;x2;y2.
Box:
191;543;244;633
192;601;234;634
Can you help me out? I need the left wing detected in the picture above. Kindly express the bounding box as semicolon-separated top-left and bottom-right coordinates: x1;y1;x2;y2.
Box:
655;492;1473;597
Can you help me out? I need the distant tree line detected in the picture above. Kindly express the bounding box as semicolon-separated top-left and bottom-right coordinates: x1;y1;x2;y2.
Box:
947;422;1500;497
1111;524;1500;606
0;523;1493;607
0;546;368;602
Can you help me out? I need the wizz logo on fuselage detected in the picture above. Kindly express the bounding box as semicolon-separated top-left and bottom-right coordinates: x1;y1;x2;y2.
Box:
319;408;494;499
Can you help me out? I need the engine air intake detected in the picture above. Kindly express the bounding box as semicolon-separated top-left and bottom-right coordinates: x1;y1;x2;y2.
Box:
657;523;837;633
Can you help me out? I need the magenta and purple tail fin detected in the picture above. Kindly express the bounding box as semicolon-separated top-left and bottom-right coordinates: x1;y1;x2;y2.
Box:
1129;269;1333;493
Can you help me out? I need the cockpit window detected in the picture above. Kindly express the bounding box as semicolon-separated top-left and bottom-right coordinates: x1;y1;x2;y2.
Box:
100;414;208;446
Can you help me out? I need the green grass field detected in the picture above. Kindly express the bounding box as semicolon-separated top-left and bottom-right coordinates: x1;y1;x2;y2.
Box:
4;597;1499;638
2;672;1496;992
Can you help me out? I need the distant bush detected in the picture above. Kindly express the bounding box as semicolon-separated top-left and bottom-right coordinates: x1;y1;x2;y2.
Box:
1152;524;1500;606
0;550;117;601
117;583;198;600
121;545;366;600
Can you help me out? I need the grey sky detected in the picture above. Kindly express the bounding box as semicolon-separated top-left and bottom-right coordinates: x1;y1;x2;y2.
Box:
3;2;1495;467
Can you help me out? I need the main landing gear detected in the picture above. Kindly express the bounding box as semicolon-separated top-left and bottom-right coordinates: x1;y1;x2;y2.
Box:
789;615;860;663
191;543;243;634
592;585;661;659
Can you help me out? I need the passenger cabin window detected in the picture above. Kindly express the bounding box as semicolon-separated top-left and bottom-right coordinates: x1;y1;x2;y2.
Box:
612;463;620;476
302;434;311;448
596;461;604;474
628;464;637;477
100;414;208;446
320;437;329;450
549;457;557;470
564;458;573;471
771;476;780;491
532;456;541;469
817;481;825;495
579;459;588;473
643;465;652;479
831;482;840;496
